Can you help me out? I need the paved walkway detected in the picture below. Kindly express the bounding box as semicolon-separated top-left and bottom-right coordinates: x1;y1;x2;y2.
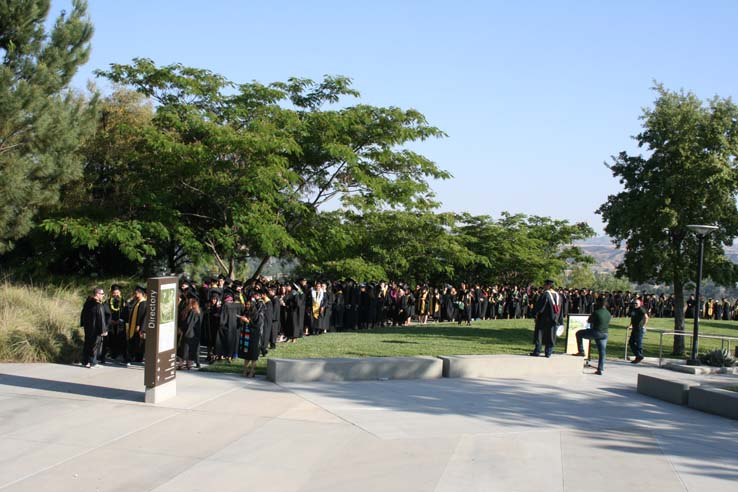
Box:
0;358;737;491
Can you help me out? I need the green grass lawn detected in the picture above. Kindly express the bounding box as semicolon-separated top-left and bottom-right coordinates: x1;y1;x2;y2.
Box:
200;317;738;375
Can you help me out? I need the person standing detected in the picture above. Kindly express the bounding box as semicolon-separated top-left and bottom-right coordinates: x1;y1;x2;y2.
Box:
628;298;649;364
103;284;124;363
240;291;265;378
179;294;202;369
531;279;563;357
216;292;242;362
80;288;107;368
127;286;147;363
575;297;611;375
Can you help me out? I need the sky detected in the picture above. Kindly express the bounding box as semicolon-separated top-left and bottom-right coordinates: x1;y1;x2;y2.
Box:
52;0;738;234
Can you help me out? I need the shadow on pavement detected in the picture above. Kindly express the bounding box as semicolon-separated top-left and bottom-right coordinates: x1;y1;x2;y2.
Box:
283;371;738;483
0;373;143;402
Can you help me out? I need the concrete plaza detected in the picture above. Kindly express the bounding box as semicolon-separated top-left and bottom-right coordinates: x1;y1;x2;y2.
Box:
0;358;737;492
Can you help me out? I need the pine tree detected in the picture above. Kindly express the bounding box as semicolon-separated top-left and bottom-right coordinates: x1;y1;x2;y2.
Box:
0;0;95;253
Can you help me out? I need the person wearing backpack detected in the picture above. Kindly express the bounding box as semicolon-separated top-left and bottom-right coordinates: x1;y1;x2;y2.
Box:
530;279;563;357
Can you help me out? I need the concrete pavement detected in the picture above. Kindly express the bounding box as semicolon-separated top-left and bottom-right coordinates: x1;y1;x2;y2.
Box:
0;358;737;491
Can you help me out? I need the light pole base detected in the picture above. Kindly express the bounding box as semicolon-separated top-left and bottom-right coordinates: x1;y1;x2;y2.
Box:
686;359;701;366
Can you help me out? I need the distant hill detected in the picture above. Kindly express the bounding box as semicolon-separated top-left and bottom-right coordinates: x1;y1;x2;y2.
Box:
574;237;623;273
575;236;738;273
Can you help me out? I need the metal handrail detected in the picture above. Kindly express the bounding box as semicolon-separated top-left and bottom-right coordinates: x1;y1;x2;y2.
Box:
656;331;738;367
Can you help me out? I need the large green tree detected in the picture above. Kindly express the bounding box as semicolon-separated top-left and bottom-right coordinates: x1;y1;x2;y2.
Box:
46;59;449;276
598;84;738;354
0;0;95;253
454;212;594;285
299;210;482;284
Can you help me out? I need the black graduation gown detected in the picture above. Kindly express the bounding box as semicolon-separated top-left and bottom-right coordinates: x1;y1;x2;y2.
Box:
285;291;303;339
215;301;242;357
443;291;455;321
239;300;264;361
333;290;345;331
270;295;281;342
180;309;201;361
322;290;334;332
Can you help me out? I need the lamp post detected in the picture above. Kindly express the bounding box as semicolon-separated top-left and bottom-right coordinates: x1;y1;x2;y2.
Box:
686;224;718;365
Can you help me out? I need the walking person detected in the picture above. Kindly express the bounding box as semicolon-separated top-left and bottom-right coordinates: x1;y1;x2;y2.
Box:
575;297;611;375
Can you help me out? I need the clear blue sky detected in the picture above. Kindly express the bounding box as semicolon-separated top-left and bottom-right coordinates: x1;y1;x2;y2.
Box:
53;0;738;233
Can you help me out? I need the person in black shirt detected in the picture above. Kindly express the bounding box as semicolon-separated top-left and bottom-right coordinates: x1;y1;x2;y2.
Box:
627;298;649;364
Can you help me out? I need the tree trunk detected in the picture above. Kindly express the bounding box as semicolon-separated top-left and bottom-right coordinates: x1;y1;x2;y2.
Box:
672;276;686;355
166;241;178;274
206;240;229;277
251;255;271;280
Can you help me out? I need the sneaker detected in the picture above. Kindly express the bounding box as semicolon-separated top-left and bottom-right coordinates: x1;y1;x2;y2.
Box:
572;352;586;357
595;370;603;375
529;351;541;357
84;363;91;368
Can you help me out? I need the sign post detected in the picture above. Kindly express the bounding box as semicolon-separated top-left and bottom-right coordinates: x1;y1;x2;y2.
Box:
144;276;178;404
565;314;591;356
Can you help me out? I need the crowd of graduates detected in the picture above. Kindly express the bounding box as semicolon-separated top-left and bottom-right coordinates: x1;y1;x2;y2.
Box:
79;275;738;373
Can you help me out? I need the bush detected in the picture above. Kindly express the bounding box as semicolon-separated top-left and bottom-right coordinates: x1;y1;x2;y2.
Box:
698;348;736;368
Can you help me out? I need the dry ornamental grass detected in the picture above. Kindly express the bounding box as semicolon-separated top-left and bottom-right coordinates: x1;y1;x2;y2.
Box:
0;281;84;363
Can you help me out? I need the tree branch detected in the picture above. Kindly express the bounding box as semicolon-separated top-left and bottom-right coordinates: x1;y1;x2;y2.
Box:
205;239;229;274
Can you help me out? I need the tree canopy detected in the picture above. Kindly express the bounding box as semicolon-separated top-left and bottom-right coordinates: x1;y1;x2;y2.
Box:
40;59;450;276
0;0;95;253
598;84;738;352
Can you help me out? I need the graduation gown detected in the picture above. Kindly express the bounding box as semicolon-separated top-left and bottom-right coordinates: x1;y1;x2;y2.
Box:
331;289;343;331
215;301;243;357
180;309;201;362
240;300;264;361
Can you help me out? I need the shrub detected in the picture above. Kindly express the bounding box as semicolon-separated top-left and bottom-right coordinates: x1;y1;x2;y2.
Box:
698;348;736;368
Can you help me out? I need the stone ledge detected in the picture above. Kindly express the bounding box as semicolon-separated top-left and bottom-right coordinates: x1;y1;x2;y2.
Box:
688;386;738;420
266;356;443;383
439;354;584;379
664;362;737;375
637;373;697;406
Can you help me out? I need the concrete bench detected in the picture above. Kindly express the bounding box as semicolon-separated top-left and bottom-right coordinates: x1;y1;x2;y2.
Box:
266;356;443;383
636;373;697;406
438;354;584;379
688;386;738;420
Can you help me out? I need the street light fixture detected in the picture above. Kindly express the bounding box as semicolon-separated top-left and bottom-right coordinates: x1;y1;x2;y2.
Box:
686;224;718;365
